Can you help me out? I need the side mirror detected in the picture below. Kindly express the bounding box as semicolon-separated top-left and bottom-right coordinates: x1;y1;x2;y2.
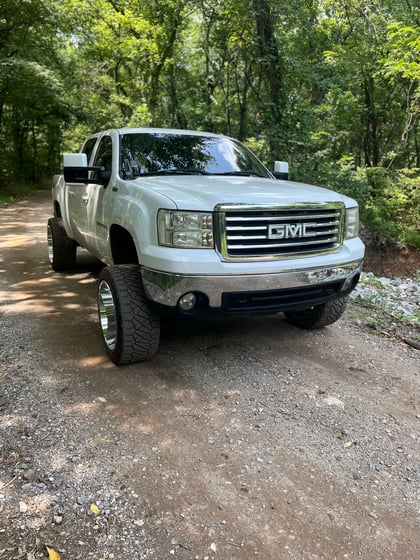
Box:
63;153;107;185
98;169;111;183
63;153;87;167
63;153;88;182
273;161;289;180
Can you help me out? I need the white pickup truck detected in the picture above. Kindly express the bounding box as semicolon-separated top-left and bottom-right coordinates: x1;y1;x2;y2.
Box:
49;128;364;364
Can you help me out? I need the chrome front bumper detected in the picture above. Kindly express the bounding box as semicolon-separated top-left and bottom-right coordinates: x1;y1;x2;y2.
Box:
141;260;363;309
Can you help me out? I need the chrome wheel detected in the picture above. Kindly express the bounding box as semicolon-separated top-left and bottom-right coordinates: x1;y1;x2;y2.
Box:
47;223;53;264
98;280;118;351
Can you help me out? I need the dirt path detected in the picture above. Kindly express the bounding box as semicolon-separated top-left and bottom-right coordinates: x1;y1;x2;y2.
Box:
0;191;419;560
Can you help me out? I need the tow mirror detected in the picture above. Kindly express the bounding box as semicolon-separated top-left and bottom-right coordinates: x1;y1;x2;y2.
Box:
63;153;107;185
273;161;289;180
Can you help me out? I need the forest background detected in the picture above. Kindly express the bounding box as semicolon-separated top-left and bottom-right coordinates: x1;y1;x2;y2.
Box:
0;0;419;246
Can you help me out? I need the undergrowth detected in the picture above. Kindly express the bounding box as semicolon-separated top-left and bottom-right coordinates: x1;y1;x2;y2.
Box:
0;183;49;204
293;163;420;248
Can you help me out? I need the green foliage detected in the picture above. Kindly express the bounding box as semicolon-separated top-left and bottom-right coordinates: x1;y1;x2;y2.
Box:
0;0;418;247
293;161;420;247
382;23;420;83
0;0;68;185
359;167;420;246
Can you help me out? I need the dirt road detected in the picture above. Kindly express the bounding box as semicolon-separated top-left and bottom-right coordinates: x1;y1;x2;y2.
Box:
0;191;419;559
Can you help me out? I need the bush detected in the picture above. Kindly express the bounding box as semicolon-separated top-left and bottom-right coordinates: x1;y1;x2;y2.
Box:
358;167;420;246
291;162;420;248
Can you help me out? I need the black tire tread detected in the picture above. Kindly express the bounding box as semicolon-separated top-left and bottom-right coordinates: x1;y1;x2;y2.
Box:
98;265;160;365
285;297;347;329
48;217;77;271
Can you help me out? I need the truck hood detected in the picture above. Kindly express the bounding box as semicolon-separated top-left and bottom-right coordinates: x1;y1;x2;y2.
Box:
133;175;356;209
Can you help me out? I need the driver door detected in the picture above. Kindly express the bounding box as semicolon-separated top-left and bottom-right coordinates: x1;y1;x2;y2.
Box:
66;137;98;245
68;135;113;255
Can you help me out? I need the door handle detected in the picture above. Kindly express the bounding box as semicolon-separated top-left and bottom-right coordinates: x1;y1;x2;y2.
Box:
82;195;89;205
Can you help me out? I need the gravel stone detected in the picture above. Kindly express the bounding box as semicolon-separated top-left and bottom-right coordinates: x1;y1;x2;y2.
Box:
351;271;419;321
0;192;419;559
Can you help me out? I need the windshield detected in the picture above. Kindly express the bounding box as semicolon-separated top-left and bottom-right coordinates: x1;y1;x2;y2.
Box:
119;133;272;179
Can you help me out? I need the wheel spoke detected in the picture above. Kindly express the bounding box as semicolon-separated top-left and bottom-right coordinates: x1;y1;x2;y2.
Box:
98;280;118;351
47;224;53;264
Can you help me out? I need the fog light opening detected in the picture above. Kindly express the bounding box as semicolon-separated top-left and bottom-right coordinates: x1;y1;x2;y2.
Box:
178;292;197;311
342;273;360;293
342;277;353;291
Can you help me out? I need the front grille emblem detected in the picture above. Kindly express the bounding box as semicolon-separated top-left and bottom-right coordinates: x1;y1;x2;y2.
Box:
268;223;316;240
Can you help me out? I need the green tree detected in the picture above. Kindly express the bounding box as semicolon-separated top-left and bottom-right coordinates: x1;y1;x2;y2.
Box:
381;22;420;166
2;0;419;211
55;0;188;138
0;0;69;185
309;0;419;169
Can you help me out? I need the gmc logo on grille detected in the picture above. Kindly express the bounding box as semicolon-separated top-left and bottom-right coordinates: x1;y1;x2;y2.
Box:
268;223;316;239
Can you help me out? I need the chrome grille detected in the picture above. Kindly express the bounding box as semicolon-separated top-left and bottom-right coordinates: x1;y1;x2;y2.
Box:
216;204;344;261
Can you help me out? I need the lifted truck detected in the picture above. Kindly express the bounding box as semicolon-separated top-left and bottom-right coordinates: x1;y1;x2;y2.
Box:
48;128;364;364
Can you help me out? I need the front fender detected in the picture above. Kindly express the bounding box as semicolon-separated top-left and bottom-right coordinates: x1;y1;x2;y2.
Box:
106;185;176;261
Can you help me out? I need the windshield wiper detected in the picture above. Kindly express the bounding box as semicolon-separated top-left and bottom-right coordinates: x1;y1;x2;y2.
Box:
214;170;265;178
174;168;209;175
138;168;209;176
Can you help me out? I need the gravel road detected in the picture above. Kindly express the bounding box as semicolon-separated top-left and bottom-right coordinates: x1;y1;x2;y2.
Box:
0;191;419;560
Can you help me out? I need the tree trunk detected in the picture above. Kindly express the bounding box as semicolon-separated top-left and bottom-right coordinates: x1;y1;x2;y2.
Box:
363;75;380;167
252;0;285;156
148;26;179;126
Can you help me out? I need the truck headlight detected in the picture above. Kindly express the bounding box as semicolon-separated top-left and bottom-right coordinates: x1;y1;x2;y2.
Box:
345;207;359;239
158;210;214;248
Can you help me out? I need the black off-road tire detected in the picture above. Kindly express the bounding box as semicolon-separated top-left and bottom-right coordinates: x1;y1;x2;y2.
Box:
97;264;160;365
47;217;77;271
285;297;347;329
